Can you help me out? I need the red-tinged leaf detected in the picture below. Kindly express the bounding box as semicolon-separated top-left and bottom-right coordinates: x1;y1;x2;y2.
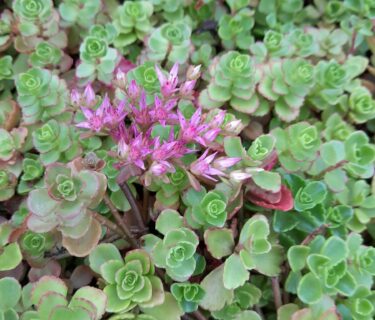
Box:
247;185;294;211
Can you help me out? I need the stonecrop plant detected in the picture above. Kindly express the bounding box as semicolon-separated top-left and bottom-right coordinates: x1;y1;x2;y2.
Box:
1;0;375;320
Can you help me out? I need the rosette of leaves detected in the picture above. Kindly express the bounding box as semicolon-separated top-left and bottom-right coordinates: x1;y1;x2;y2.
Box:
183;187;229;228
153;167;189;211
26;162;106;255
323;113;354;141
211;283;261;320
29;41;63;69
341;86;375;124
15;68;68;124
293;181;328;212
18;154;44;194
336;179;375;232
222;215;283;289
12;0;67;52
59;0;102;29
309;28;349;60
272;122;321;172
0;127;27;163
0;10;13;52
113;1;153;48
199;51;268;116
0;277;22;320
288;236;357;304
127;62;160;95
32;119;75;165
151;0;186;21
89;245;164;313
344;131;375;179
308;56;368;111
0;223;22;271
77;34;120;85
171;283;205;313
288;28;319;57
19;230;54;260
258;59;316;122
145;210;199;281
218;8;254;50
148;22;192;64
30;275;107;320
256;0;306;30
0;55;13;92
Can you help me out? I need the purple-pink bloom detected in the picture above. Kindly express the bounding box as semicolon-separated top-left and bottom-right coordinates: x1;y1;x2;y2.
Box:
70;89;80;104
130;91;152;127
180;80;196;97
155;63;179;97
150;160;175;176
83;84;95;105
76;97;107;132
190;150;227;181
118;130;152;170
104;98;127;128
128;80;140;100
150;95;178;126
178;107;208;146
213;156;241;170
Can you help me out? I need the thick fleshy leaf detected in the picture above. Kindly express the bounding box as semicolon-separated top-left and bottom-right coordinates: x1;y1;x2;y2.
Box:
141;293;183;320
223;254;249;289
155;210;183;235
297;273;322;304
0;243;22;271
0;277;21;310
89;243;122;274
199;265;234;311
204;228;234;259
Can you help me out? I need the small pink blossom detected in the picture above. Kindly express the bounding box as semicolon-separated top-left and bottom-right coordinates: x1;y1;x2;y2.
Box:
83;84;95;105
180;80;196;97
178;107;208;146
150;95;178;126
190;150;227;181
76;99;106;132
104;98;127;128
155;63;179;97
128;80;140;100
130;91;152;127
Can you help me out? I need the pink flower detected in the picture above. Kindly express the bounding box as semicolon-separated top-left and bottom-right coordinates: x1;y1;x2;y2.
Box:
150;161;175;176
76;98;107;132
150;95;178;126
128;80;140;100
180;80;196;97
130;91;152;127
118;130;152;170
155;63;179;97
70;89;80;104
83;84;95;105
213;156;241;170
178;107;208;146
104;97;127;127
190;150;226;181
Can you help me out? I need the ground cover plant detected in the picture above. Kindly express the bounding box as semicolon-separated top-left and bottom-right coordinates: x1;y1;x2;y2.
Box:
0;0;375;319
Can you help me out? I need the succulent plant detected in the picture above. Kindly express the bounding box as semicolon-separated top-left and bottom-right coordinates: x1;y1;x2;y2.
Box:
148;22;192;64
218;8;254;50
113;1;153;48
199;51;268;116
77;33;120;85
30;275;107;320
171;282;205;313
89;245;164;313
27;162;106;248
258;59;316;121
15;68;68;124
59;0;102;29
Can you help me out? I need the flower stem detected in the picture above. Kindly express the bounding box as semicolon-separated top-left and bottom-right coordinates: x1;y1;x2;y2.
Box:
301;224;328;246
90;210;138;247
103;194;139;248
271;277;282;310
192;310;207;320
120;182;147;233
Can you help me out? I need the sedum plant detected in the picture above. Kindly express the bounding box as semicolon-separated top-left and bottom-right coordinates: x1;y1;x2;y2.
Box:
15;68;68;124
89;244;164;313
1;1;375;320
112;1;154;48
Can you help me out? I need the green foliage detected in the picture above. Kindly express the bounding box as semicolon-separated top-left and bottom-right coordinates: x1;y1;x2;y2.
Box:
90;244;164;313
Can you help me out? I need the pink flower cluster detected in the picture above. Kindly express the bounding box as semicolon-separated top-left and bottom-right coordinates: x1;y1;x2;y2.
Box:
74;63;240;187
